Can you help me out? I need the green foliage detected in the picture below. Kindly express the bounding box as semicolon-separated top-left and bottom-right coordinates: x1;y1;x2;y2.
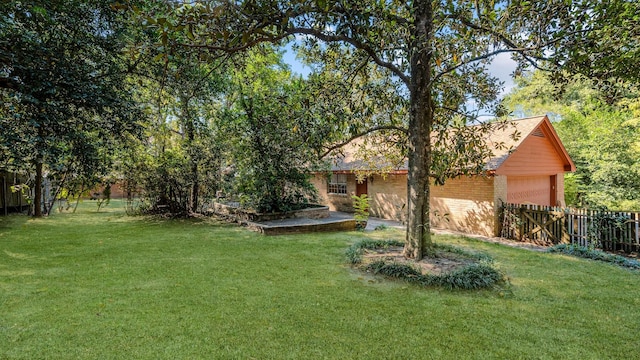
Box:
587;212;631;248
220;48;324;213
365;260;505;291
374;224;389;231
0;0;143;216
548;244;640;270
113;25;229;216
9;184;31;205
348;239;504;290
95;183;111;212
543;1;640;89
425;263;506;290
345;238;405;264
366;260;423;278
351;194;370;223
503;71;640;210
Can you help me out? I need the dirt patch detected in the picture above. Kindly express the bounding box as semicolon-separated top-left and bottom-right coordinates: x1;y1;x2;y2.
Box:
362;246;475;275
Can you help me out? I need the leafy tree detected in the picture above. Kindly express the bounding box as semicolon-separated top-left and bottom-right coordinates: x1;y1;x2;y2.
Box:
114;62;227;215
150;50;228;213
220;47;326;212
503;71;640;210
146;0;637;259
0;0;142;216
543;1;640;94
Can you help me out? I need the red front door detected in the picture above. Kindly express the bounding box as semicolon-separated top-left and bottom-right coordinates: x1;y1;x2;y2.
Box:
356;178;368;197
550;175;557;206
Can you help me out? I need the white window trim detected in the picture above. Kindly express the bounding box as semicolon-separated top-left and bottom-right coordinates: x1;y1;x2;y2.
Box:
328;173;347;195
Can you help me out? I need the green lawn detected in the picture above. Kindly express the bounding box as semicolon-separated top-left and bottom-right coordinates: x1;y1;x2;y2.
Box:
1;201;639;359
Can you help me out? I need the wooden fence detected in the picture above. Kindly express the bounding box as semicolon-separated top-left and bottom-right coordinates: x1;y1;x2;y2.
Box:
500;203;640;253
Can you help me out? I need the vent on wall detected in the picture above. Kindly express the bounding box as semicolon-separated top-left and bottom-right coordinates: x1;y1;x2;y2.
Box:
532;128;545;137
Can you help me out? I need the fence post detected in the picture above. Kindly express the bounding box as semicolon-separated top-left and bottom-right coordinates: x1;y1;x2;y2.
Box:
561;208;568;243
518;205;524;241
635;212;639;252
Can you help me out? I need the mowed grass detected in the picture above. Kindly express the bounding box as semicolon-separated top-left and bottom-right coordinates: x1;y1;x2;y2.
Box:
1;201;639;359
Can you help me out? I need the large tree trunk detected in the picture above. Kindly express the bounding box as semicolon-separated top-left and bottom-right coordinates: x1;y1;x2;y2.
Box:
33;160;43;217
404;0;434;260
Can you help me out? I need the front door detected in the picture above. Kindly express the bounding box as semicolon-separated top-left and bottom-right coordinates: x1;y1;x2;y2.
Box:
356;178;368;197
550;175;557;206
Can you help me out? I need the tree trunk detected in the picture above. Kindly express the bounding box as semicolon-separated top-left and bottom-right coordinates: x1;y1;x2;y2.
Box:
73;182;84;213
403;0;434;260
34;160;43;217
181;95;199;213
2;175;7;216
189;161;198;213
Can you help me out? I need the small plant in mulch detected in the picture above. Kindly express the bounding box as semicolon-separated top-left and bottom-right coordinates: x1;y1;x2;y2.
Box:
548;244;640;270
346;239;508;291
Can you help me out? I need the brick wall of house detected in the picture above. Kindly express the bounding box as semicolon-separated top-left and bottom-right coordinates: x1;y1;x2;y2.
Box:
87;182;127;199
493;175;508;236
313;172;502;237
310;173;357;212
368;174;408;223
557;173;566;207
430;176;496;237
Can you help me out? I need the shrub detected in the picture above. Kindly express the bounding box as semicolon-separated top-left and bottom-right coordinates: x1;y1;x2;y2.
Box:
351;194;370;230
548;244;640;270
365;259;505;291
366;260;423;279
424;263;505;290
349;240;506;290
345;239;404;264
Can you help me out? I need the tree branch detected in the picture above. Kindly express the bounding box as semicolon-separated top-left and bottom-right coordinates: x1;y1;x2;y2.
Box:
319;125;408;159
432;15;554;83
433;48;542;84
285;27;410;86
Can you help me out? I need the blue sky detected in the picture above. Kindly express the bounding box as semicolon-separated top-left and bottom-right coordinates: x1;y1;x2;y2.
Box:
282;43;312;77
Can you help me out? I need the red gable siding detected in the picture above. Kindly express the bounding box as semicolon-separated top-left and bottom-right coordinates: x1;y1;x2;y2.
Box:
495;124;566;176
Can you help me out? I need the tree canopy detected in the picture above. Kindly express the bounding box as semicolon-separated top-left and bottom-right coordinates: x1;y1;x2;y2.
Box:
0;0;142;215
503;71;640;210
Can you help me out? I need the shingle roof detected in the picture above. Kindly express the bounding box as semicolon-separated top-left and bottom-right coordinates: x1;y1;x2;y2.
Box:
328;140;408;172
326;115;573;173
484;115;547;170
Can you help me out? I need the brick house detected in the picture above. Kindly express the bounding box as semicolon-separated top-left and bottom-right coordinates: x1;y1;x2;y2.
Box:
310;115;576;237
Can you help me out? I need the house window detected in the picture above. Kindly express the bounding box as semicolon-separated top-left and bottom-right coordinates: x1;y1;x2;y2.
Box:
328;173;347;194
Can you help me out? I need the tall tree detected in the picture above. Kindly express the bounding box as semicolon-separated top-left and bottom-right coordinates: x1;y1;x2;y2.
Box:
220;47;330;212
149;0;638;259
0;0;141;216
156;50;228;213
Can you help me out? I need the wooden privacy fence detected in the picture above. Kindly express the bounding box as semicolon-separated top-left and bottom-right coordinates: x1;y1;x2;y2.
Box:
500;203;640;253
